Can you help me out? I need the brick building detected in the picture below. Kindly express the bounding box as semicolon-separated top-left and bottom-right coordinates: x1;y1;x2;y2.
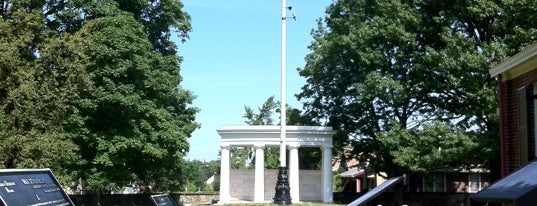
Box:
489;44;537;176
471;44;537;205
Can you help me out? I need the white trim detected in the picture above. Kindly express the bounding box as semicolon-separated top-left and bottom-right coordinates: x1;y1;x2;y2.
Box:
218;125;335;147
489;44;537;79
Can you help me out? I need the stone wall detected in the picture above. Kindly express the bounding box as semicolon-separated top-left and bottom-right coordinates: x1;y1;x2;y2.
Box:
263;169;278;200
229;169;323;202
70;193;219;206
299;170;322;201
178;193;219;205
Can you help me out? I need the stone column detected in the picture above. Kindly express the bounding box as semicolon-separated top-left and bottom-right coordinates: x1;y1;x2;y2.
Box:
321;145;333;203
254;144;265;202
289;144;300;203
219;145;231;203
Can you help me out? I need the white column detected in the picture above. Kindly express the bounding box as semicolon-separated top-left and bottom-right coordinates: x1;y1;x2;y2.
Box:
254;144;265;203
289;144;300;203
321;145;333;203
219;145;231;203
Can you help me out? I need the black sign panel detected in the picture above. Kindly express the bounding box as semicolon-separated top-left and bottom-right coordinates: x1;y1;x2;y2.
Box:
150;194;176;206
347;176;403;206
0;169;74;206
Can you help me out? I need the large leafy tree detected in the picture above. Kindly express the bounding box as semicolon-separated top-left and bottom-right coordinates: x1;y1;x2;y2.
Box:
73;14;197;192
298;0;537;178
0;1;90;184
0;0;197;191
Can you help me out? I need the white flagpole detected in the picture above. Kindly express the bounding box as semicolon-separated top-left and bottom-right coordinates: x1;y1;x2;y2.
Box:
279;0;287;169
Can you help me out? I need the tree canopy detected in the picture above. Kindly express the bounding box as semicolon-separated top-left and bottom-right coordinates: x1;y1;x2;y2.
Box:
0;0;197;192
298;0;537;177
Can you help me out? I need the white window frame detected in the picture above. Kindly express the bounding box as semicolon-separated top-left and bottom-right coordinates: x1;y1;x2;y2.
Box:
468;173;481;193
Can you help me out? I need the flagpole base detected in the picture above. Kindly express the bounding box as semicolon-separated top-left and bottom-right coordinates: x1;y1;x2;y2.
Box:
273;166;292;205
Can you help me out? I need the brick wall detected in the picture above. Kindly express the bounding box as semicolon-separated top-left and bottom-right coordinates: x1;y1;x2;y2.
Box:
501;69;537;175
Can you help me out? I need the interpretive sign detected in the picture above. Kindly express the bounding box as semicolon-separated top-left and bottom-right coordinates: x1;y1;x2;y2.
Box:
150;194;176;206
0;169;74;206
347;176;403;206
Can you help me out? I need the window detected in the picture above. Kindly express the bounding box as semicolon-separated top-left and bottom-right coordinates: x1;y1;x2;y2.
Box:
434;173;445;192
424;173;445;192
468;173;481;193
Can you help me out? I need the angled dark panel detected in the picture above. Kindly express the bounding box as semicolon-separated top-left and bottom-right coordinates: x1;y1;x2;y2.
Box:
347;176;403;206
151;194;177;206
471;160;537;206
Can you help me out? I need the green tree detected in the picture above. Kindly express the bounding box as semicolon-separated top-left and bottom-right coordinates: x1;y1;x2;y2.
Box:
181;160;219;192
0;2;90;185
0;0;190;52
0;0;197;191
72;14;197;191
380;121;477;173
298;0;536;177
244;96;278;126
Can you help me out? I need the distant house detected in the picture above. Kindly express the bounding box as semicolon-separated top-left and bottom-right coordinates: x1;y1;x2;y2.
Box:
332;148;387;193
338;167;388;193
471;44;537;205
333;149;489;194
406;168;490;193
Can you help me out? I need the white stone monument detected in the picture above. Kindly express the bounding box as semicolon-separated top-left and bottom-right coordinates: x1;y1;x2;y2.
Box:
217;125;335;203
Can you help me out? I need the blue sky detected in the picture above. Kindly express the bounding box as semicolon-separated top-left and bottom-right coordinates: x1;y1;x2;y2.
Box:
179;1;332;161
